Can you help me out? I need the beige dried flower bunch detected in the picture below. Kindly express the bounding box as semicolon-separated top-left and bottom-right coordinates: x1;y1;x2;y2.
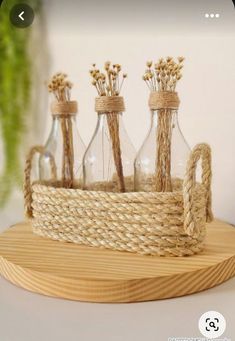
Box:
48;73;73;102
90;62;127;96
143;56;184;92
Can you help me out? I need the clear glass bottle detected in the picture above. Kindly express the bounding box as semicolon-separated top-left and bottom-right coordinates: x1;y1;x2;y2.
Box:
39;112;86;187
39;73;86;188
84;62;135;192
134;109;190;192
135;57;190;192
83;111;136;192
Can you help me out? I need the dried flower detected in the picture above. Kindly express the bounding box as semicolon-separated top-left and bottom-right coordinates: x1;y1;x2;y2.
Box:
90;61;127;96
143;56;185;92
178;56;185;63
47;72;73;101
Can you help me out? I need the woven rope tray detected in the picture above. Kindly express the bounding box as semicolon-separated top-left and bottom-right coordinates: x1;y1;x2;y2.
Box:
24;143;213;257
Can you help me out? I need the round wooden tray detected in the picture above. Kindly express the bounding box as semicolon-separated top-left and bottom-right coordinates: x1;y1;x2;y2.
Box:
0;220;234;303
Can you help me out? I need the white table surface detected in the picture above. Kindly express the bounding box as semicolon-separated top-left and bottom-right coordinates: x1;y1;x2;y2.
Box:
0;194;235;341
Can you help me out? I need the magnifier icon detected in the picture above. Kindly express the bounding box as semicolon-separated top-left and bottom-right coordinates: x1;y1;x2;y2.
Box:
209;321;216;328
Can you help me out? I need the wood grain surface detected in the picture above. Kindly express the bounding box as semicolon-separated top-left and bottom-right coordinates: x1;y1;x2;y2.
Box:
0;220;234;302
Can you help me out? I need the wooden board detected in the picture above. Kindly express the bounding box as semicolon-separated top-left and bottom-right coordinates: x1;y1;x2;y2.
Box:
0;220;234;303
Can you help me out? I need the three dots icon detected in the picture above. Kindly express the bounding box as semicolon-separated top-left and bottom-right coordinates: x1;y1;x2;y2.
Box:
205;13;220;18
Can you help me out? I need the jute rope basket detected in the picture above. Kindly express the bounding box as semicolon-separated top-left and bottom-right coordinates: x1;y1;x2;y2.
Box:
24;143;213;257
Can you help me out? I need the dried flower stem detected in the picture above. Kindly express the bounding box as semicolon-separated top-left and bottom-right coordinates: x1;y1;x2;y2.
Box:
143;57;184;192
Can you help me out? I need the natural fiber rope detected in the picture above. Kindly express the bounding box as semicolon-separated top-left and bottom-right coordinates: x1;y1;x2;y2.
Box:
60;117;74;187
50;101;77;188
24;143;213;257
33;222;205;256
95;96;125;113
94;96;126;192
148;91;180;192
183;143;213;236
51;101;78;116
148;91;180;110
24;146;57;218
106;113;125;192
32;219;206;256
155;109;173;191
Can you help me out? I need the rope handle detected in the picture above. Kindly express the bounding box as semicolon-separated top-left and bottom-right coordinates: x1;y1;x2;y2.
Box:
183;143;213;236
24;146;57;218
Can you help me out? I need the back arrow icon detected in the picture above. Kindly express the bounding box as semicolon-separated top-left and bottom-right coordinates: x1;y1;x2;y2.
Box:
10;4;34;28
18;11;25;21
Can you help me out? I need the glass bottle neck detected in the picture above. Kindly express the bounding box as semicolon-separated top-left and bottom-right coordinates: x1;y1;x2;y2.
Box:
150;109;179;128
52;114;76;122
50;115;77;131
97;112;123;125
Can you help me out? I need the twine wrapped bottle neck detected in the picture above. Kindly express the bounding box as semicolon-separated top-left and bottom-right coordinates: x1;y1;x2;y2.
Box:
51;101;78;117
148;91;180;110
95;96;125;114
